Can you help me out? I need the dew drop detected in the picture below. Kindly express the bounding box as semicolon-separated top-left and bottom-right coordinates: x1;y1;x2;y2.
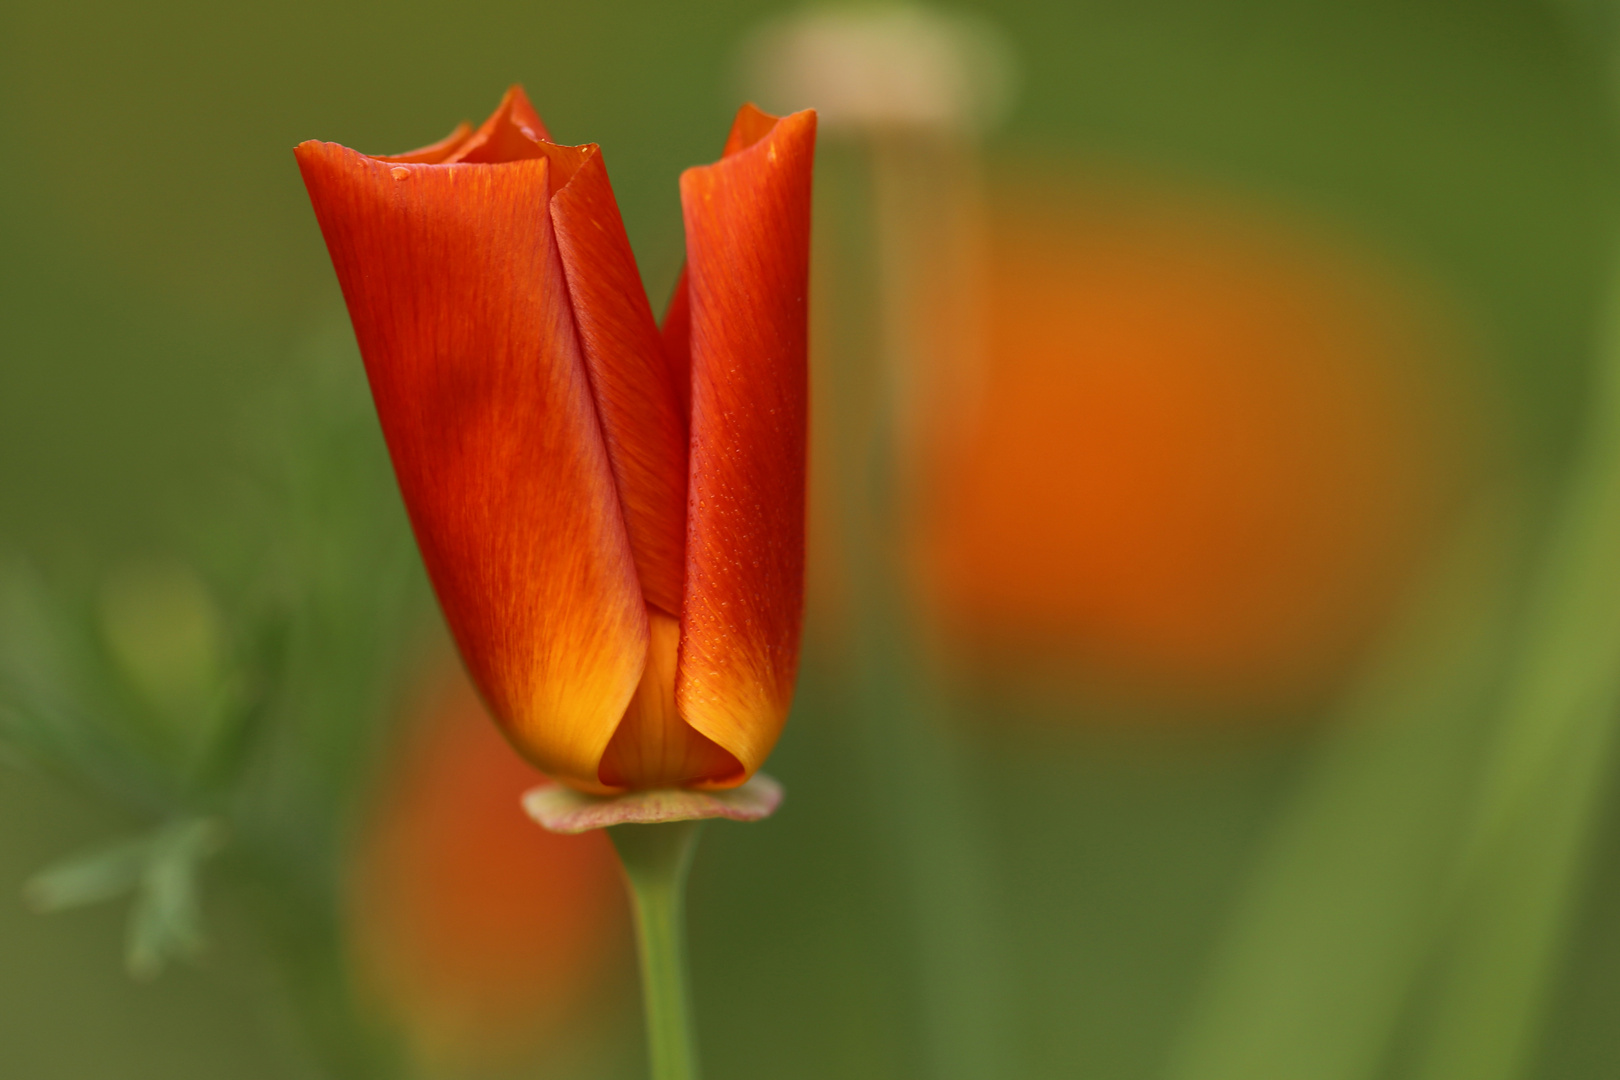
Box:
390;167;410;180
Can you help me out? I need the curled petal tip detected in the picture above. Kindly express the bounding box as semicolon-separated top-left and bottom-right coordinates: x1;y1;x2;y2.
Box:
722;102;780;155
448;84;554;163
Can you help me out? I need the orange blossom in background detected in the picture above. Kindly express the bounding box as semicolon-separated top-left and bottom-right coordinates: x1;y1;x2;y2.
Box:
919;175;1483;714
349;664;627;1066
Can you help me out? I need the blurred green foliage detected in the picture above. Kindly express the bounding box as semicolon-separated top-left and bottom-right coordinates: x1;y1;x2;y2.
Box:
5;1;1620;1079
0;337;431;1076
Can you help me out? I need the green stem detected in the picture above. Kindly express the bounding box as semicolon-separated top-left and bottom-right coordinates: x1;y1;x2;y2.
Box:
610;820;703;1080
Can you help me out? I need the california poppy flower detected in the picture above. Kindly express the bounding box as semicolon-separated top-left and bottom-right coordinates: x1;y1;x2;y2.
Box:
296;88;816;792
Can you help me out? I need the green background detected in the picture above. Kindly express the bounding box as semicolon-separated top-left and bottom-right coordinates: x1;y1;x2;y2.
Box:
4;1;1620;1077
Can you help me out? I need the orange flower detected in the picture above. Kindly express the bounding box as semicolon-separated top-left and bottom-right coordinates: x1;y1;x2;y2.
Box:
917;177;1480;713
297;89;816;791
348;665;627;1066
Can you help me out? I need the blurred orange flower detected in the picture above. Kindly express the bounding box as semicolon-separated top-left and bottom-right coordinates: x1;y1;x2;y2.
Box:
297;89;816;792
918;175;1483;714
348;664;628;1067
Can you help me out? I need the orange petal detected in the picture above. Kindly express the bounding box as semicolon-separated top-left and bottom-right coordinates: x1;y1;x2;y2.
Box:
674;107;817;783
446;84;553;163
294;142;645;792
550;147;690;616
374;121;474;165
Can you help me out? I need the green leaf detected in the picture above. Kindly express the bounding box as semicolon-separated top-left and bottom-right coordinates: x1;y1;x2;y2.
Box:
25;817;226;981
1168;264;1620;1080
98;559;236;770
125;818;224;980
1164;496;1523;1080
0;562;174;811
23;833;154;913
1406;271;1620;1080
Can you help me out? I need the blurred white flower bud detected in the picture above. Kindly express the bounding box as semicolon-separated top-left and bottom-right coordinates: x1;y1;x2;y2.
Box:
738;5;1018;135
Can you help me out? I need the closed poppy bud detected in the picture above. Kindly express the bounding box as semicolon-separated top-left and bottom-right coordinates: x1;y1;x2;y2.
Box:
296;89;816;793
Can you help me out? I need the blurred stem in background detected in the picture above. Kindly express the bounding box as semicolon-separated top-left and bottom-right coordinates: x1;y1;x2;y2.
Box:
838;128;1012;1080
743;9;1019;1079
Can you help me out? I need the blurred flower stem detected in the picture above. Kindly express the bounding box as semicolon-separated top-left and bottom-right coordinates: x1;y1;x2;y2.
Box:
742;16;1021;1070
610;821;703;1080
811;114;1014;1080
